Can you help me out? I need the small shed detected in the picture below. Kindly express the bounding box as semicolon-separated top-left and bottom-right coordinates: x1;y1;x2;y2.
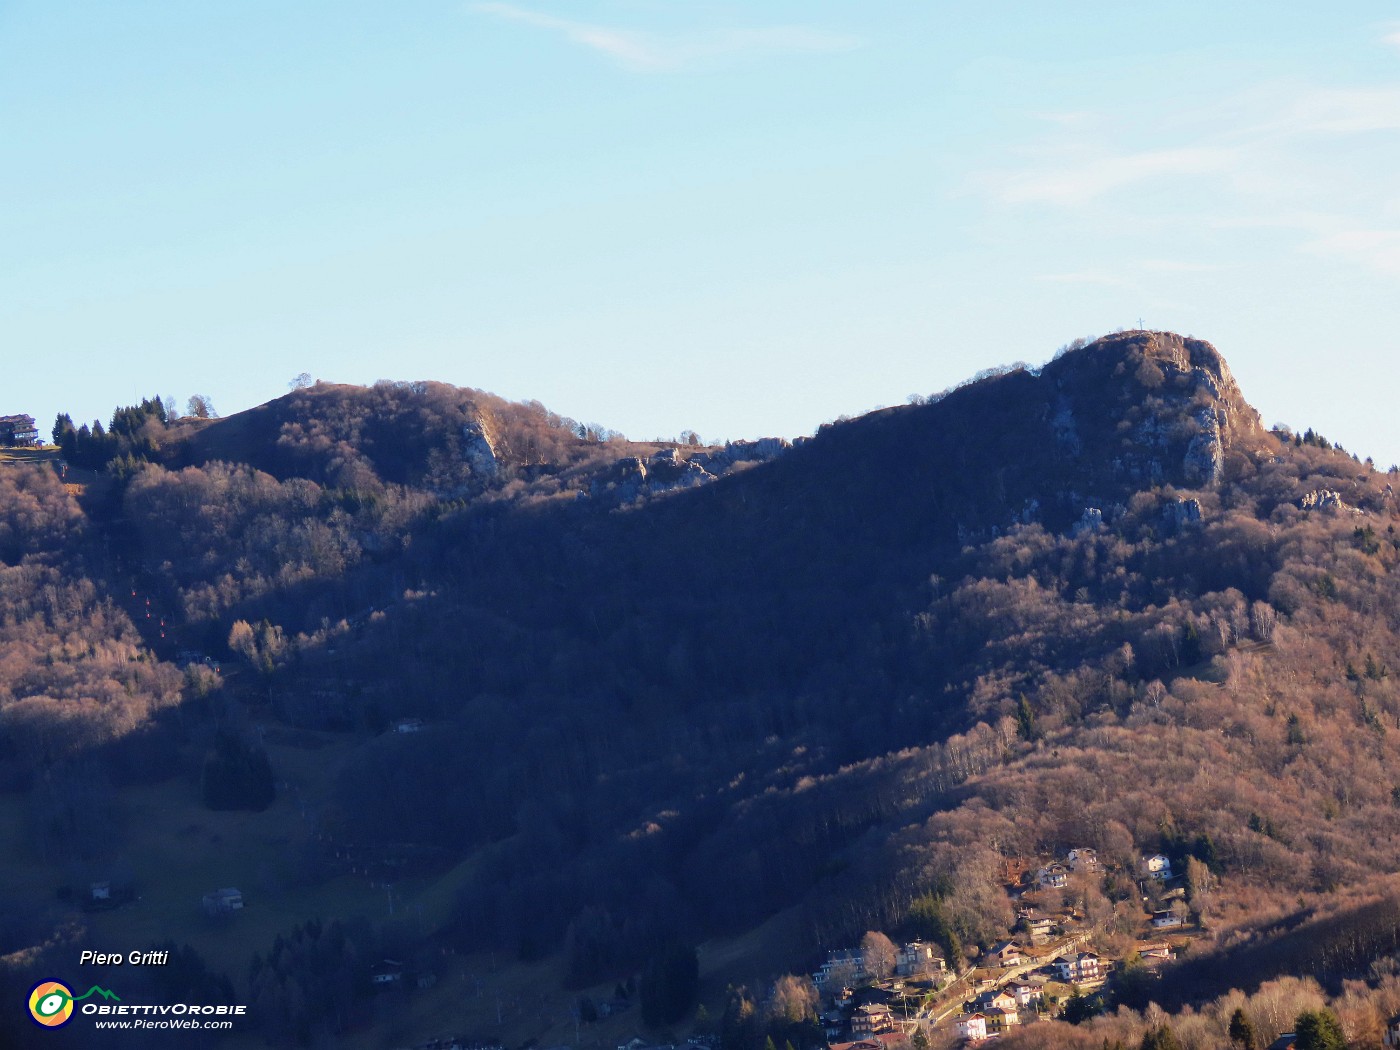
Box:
202;887;243;916
371;958;404;987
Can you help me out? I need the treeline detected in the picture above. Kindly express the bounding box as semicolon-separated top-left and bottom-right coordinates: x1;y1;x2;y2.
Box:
53;396;170;471
248;918;381;1045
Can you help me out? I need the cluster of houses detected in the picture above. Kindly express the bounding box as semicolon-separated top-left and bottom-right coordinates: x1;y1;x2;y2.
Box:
954;943;1156;1042
946;849;1194;1043
814;941;947;995
1033;847;1101;892
954;981;1046;1041
806;847;1196;1047
1135;853;1191;930
814;942;950;1046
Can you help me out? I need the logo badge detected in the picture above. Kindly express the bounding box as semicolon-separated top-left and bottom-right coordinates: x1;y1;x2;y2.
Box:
28;981;75;1027
26;980;120;1028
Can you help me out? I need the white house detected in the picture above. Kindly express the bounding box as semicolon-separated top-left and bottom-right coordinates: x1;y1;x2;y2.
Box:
1076;952;1101;981
896;940;945;977
1054;952;1101;983
955;1014;987;1043
1140;854;1173;881
1066;847;1099;872
1037;863;1070;889
1011;982;1042;1010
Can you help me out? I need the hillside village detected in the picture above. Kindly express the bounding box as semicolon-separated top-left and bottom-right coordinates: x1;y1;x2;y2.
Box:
805;848;1197;1048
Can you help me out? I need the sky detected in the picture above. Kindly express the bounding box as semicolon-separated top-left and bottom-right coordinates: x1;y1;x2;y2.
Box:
4;2;1400;464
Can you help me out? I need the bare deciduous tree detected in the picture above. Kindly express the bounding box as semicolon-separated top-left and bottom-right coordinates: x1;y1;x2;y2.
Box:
862;931;898;982
765;974;818;1026
186;394;217;419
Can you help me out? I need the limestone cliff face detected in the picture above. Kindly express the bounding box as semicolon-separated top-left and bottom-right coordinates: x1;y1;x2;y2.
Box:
1037;330;1266;495
774;329;1276;547
460;420;499;480
1139;332;1262;485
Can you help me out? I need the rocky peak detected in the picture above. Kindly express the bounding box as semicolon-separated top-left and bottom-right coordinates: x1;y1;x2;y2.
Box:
1039;330;1264;488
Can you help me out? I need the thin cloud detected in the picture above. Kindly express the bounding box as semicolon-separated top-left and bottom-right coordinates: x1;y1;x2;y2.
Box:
1277;86;1400;134
1034;271;1137;289
472;3;862;72
1308;228;1400;278
998;146;1240;205
985;71;1400;282
1034;261;1218;286
993;83;1400;208
1030;111;1098;128
1140;259;1222;273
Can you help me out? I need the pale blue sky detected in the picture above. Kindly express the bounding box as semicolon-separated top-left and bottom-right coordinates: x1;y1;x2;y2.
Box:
4;3;1400;463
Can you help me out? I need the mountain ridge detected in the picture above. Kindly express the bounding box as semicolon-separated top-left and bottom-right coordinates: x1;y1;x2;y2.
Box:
4;330;1400;1049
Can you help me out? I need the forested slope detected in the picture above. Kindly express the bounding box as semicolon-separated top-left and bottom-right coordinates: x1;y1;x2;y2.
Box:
4;331;1400;1047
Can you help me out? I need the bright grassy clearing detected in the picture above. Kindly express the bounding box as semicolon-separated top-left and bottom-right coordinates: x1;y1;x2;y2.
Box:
0;445;59;465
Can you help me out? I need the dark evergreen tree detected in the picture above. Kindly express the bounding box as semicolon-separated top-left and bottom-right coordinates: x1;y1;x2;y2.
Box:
1062;989;1104;1024
1180;619;1203;665
639;941;698;1027
1140;1025;1183;1050
908;894;961;971
1228;1007;1259;1050
146;942;235;1005
1015;695;1039;741
201;731;276;811
721;985;760;1050
1294;1009;1346;1050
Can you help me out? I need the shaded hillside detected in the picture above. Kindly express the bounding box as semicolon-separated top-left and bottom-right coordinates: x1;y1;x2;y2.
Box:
126;331;1399;955
5;330;1400;1047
